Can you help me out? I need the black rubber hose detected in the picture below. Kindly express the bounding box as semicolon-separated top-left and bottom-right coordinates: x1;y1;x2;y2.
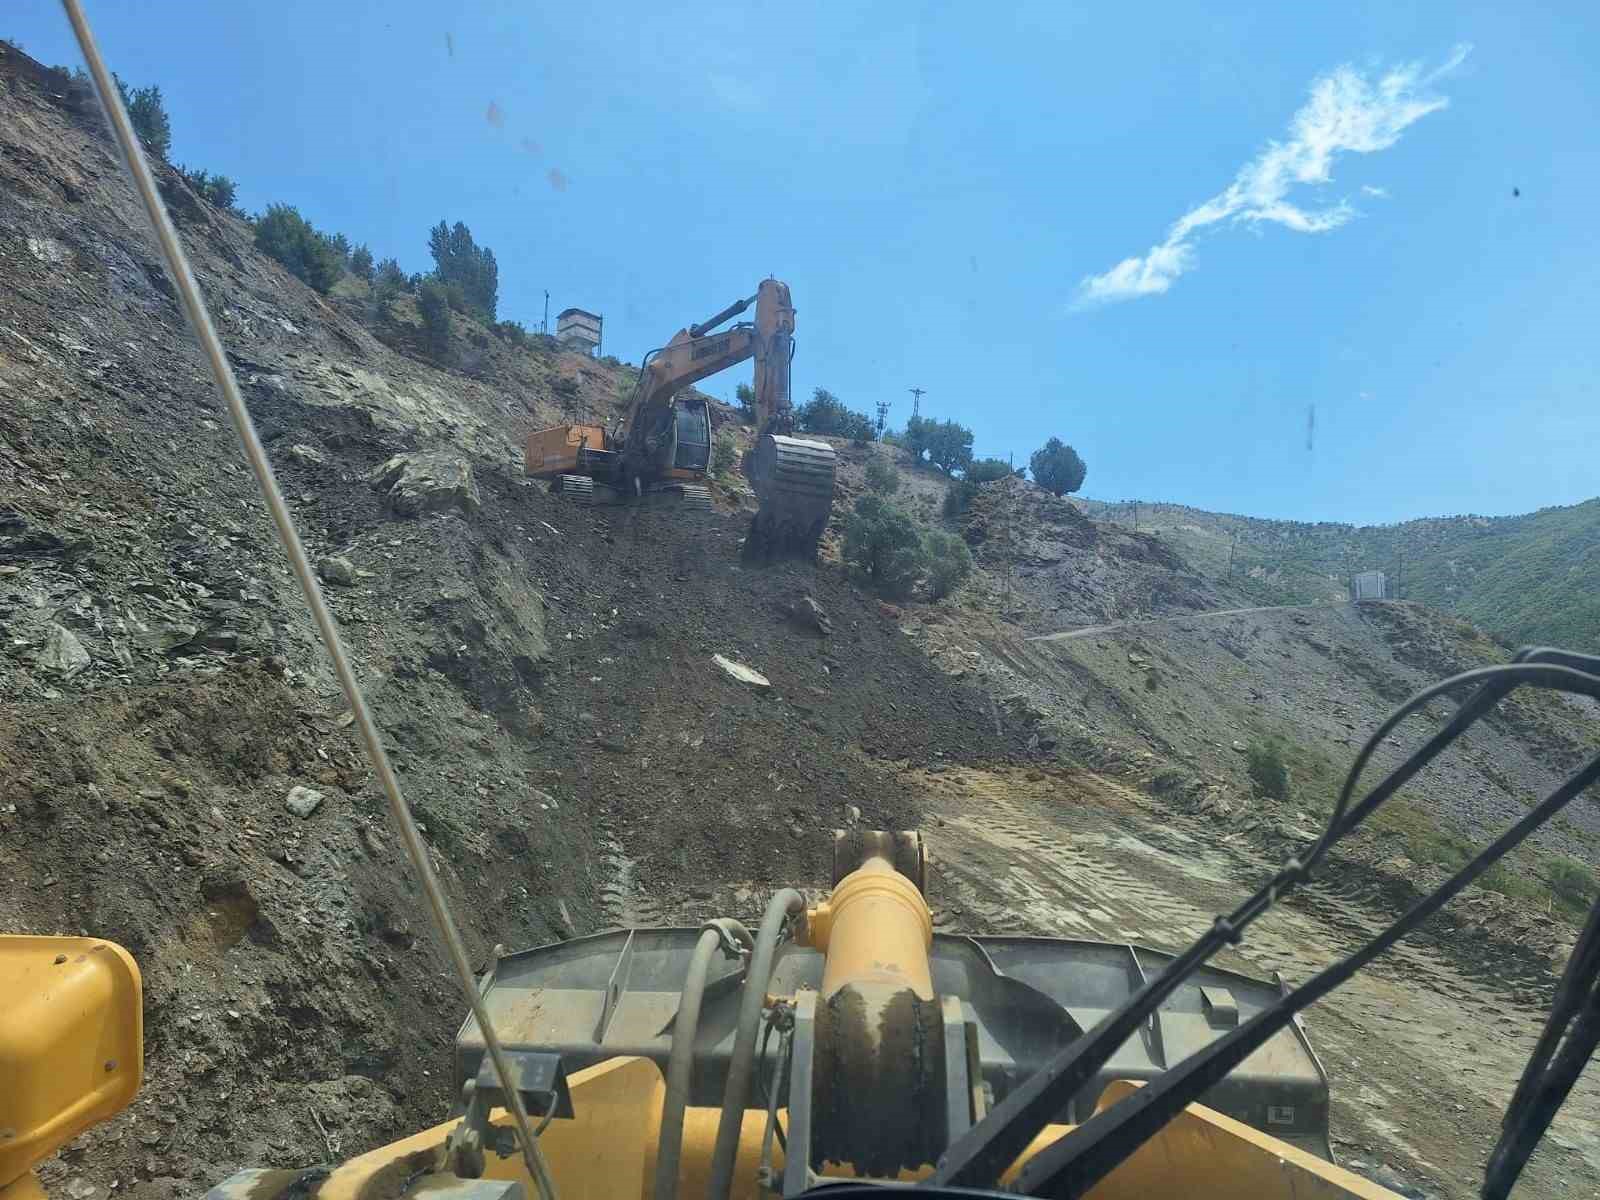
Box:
654;920;752;1200
707;889;804;1200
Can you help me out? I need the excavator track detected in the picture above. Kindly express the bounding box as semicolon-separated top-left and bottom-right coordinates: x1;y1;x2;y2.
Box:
552;474;594;503
745;434;837;559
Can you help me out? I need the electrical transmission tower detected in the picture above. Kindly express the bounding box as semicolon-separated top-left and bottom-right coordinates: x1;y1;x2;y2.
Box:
908;387;925;418
875;400;891;439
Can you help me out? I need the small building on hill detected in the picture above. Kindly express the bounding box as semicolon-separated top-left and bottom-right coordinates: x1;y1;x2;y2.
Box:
1351;570;1387;601
557;308;602;355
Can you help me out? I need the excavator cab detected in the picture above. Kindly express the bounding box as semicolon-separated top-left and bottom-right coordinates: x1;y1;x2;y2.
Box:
671;399;712;473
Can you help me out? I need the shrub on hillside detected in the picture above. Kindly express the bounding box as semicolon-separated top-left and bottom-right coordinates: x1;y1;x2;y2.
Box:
966;457;1016;483
417;277;453;359
924;530;973;599
177;166;238;210
494;319;529;345
713;429;739;476
1030;437;1087;496
114;76;171;159
254;205;344;293
865;457;901;496
943;478;979;519
797;388;876;443
1247;739;1289;800
843;495;925;600
373;257;409;299
1546;856;1599;908
349;244;374;282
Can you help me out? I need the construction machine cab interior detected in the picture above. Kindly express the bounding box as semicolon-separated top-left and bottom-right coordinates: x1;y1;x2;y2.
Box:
0;938;142;1196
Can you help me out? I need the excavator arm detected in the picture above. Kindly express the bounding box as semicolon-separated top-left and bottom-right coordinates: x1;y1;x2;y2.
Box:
614;279;835;558
615;279;795;465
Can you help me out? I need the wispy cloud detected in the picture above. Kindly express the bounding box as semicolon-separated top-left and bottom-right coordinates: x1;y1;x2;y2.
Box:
1361;184;1390;198
1075;45;1470;309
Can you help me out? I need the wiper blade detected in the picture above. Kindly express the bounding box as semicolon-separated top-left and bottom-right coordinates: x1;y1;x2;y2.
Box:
1484;890;1600;1199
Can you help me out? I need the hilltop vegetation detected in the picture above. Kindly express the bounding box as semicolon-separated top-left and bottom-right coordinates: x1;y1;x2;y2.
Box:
1079;497;1600;652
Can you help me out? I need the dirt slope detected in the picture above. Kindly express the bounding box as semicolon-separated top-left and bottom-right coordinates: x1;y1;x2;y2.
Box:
0;49;1027;1198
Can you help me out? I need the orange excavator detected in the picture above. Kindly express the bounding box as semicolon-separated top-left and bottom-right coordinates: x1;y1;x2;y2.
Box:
523;280;837;558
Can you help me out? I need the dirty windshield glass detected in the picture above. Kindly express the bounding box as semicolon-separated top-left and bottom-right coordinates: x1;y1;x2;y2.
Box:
2;6;1598;1200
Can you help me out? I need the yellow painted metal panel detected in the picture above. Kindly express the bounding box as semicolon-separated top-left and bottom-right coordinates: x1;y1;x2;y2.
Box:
0;937;142;1188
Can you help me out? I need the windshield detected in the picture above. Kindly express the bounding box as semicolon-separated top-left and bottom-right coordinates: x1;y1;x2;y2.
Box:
2;8;1597;1200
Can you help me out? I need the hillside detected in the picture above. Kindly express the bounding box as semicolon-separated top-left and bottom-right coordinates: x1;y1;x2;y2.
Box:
1078;496;1600;651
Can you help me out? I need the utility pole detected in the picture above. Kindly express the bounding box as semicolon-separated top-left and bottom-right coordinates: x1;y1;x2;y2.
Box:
875;400;890;439
543;290;549;335
908;387;925;419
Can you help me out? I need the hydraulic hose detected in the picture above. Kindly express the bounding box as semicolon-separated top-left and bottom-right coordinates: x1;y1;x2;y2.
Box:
654;920;752;1200
707;889;804;1200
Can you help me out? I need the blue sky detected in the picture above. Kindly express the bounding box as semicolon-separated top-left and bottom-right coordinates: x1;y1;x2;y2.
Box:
10;2;1599;523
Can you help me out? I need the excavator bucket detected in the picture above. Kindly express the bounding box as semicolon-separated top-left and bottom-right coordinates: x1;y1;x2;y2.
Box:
745;434;837;559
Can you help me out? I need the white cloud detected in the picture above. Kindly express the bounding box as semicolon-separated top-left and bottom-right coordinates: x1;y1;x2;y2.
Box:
1361;184;1390;198
1074;45;1469;309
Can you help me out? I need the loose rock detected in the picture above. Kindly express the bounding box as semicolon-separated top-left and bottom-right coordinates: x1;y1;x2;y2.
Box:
37;623;91;677
284;786;325;818
712;654;770;688
318;555;357;586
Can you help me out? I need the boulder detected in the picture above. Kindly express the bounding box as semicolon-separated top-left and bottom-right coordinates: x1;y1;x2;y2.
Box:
369;452;481;517
318;555;357;586
786;593;832;635
37;623;90;677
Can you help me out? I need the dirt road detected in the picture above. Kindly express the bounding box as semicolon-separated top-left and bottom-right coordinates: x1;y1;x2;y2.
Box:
1029;601;1344;642
914;764;1600;1200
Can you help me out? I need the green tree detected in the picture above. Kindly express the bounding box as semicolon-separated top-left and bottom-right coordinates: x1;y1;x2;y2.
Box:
734;382;756;420
966;457;1015;483
842;495;926;600
373;257;409;298
427;219;499;320
417;277;453;359
1247;740;1289;800
796;388;876;442
114;76;171;159
254;204;343;293
1030;437;1087;496
350;244;375;283
865;457;901;496
903;415;932;463
924;531;973;599
925;419;975;475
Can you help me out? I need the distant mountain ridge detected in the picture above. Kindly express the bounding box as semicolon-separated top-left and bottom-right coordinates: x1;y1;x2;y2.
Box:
1075;496;1600;652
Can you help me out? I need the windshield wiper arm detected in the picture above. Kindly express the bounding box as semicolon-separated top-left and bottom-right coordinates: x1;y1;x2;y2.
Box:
1011;748;1600;1198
